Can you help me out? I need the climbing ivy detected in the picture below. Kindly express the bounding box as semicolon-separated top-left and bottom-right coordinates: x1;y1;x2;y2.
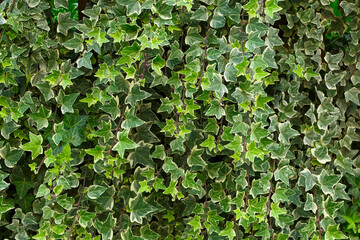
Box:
0;0;360;239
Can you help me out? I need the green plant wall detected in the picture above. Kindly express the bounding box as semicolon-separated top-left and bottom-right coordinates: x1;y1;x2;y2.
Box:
0;0;360;239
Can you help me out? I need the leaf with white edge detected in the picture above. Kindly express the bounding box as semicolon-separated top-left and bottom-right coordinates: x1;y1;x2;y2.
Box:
113;130;139;158
129;194;157;224
20;133;43;160
87;185;108;199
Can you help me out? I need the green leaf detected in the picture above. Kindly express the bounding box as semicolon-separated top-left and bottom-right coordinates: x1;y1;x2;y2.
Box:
57;12;77;35
94;213;116;240
325;224;348;240
85;145;105;162
129;194;156;224
219;221;236;240
270;202;287;222
278;121;299;144
210;14;226;29
128;142;155;168
187;147;207;167
250;122;269;143
125;85;152;107
152;54;166;75
0;144;24;168
243;0;259;18
205;100;225;119
254;67;270;81
99;97;121;119
200;134;216;152
113;130;139;158
0;196;14;218
344;87;360;106
63;33;84;53
1;121;20;139
9;167;34;199
274;166;291;186
87;185;108;199
56;90;79;114
28;106;51;130
77;51;93;69
189;215;202;231
245;141;269;162
20;133;43;160
264;0;282;19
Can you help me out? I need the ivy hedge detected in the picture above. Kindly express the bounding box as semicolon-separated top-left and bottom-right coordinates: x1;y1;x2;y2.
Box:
0;0;360;239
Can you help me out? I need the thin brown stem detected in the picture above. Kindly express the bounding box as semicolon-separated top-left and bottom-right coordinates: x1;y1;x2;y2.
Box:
68;166;88;239
310;164;322;239
117;203;126;240
37;103;58;172
71;51;85;67
108;104;126;156
202;170;208;224
198;17;212;88
232;205;239;240
265;160;275;239
9;0;16;12
215;116;224;151
140;48;150;80
259;0;264;15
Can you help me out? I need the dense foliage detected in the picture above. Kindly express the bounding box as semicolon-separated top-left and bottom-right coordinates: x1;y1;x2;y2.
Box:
1;0;360;239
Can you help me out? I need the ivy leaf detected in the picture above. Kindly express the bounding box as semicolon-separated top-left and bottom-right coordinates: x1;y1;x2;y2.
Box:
182;172;199;190
0;144;24;168
125;85;152;107
299;169;317;192
85;145;105;162
344;87;360;106
255;94;273;110
121;107;145;129
20;132;42;160
246;141;269;162
94;213;116;240
63;33;84;53
77;51;93;69
210;14;226;29
129;194;156;224
325;224;348;240
200;134;216;152
254;67;269;81
246;33;265;52
304;193;317;214
278;121;299;144
219;221;236;240
187;147;207;167
95;122;114;142
56;90;79;114
0;196;14;218
113;130;139;158
243;0;259;18
87;185;108;199
274;166;291;186
128;142;155;168
270;202;287;223
205;100;225;119
140;225;161;240
152;54;165;75
250;122;269;143
57;12;77;36
100;97;120;119
78;210;96;228
264;0;282;19
9;167;34;199
27;106;51;130
1;121;20;139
